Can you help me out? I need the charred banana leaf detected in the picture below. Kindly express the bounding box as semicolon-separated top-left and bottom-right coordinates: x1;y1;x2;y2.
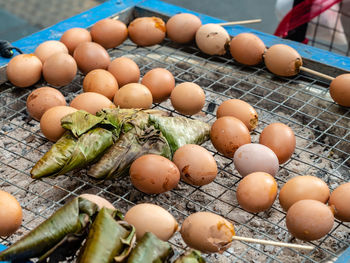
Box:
0;197;102;262
77;208;135;263
174;250;206;263
127;232;174;263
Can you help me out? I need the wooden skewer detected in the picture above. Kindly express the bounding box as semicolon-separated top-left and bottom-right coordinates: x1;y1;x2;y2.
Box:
217;19;262;26
111;15;120;20
299;66;335;81
232;235;315;250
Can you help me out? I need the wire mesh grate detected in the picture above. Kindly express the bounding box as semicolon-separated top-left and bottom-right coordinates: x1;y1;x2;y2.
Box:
0;34;350;262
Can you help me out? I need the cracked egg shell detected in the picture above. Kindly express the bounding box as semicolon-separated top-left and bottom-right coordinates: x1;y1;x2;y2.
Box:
173;144;217;186
180;212;235;253
195;24;230;55
264;44;302;77
128;17;166;46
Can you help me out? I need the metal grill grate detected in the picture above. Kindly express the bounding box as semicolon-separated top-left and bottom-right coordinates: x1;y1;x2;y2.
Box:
0;35;350;262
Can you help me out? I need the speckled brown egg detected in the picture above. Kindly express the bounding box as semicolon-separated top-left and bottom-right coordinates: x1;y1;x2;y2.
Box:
108;57;140;87
43;53;77;87
286;199;334;241
210;116;251;158
70;92;115;114
166;13;202;44
113;83;152;109
83;69;118;100
279;175;330;211
173;144;217;186
34;40;68;63
90;18;128;49
128;17;166;46
216;99;258;131
264;44;302;77
230;33;265;66
124;203;178;241
170;82;205;115
130;154;180;194
141;68;175;103
6;54;42;88
236;172;278;213
40;106;77;141
180;212;235;253
329;182;350;222
0;190;22;236
329;74;350;107
259;123;296;164
195;24;230;55
60;28;92;54
233;143;279;177
73;42;110;74
26;87;66;121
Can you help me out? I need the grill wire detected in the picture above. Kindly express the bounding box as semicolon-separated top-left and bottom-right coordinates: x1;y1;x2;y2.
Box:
0;36;350;263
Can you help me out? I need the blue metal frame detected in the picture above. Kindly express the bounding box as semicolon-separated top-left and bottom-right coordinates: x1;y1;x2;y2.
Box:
0;0;349;261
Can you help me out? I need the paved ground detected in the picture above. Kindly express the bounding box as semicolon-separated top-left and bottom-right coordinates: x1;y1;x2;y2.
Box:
0;0;278;42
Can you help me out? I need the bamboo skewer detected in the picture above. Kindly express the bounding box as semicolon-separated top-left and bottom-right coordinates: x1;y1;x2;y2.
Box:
299;66;335;81
232;235;315;250
217;19;262;26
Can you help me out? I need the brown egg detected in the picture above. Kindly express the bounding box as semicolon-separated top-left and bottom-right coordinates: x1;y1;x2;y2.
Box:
73;42;110;74
128;17;166;46
166;13;202;44
141;68;175;103
180;212;235;253
170;82;205;115
210;116;251;158
236;172;278;213
79;194;115;210
60;28;92;54
0;190;22;236
43;53;77;87
279;175;330;211
40;106;77;141
216;99;258;131
329;182;350;222
108;57;140;87
34;40;68;63
26;87;66;121
229;33;265;66
329;74;350;107
70;92;115;114
6;54;42;88
114;83;153;109
259;123;296;164
195;24;230;55
90;18;128;49
173;144;217;186
124;203;178;241
286;200;334;241
130;154;180;194
264;44;302;77
83;69;118;100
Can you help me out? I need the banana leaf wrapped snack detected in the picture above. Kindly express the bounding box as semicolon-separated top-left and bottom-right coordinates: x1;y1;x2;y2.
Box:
174;250;206;263
31;108;210;180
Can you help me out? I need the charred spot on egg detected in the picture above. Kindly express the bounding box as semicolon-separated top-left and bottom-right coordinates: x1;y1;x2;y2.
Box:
195;24;230;55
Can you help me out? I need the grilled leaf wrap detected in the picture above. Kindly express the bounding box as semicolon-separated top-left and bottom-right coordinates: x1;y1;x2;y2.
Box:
127;232;173;263
77;208;136;263
174;250;206;263
0;197;103;261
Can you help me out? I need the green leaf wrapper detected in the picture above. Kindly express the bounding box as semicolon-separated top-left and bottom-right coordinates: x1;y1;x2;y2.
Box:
77;208;136;263
148;114;211;154
174;250;206;263
127;232;174;263
0;197;101;262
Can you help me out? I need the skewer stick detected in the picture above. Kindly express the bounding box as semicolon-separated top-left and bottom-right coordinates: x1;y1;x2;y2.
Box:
299;66;335;81
232;235;315;250
217;19;262;26
111;15;120;20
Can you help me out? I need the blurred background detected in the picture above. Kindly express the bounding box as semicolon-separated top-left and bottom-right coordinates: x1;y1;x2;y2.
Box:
0;0;348;55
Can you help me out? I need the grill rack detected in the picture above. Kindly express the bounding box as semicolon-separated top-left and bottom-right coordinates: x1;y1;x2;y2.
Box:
1;5;350;263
